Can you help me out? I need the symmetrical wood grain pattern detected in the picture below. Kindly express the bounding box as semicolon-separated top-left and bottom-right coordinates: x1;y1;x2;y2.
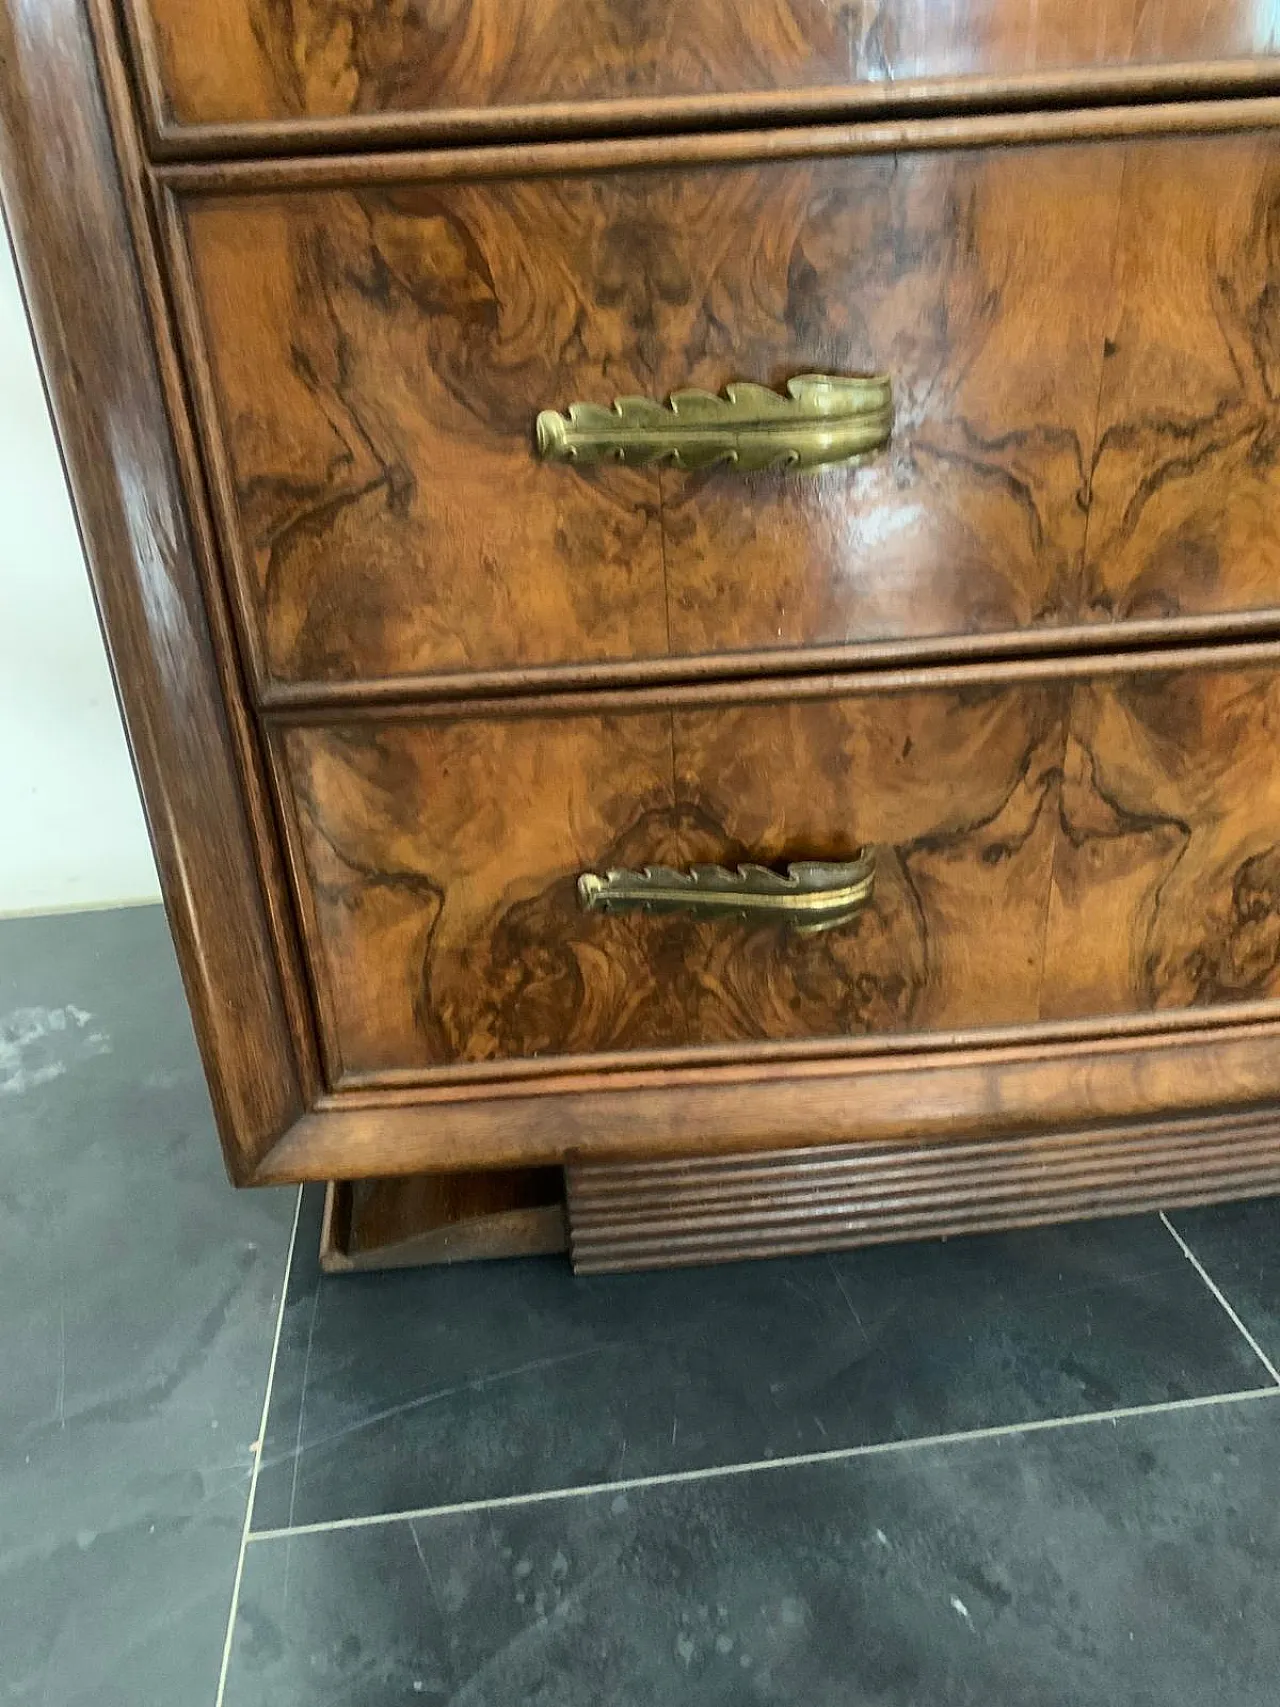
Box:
0;0;307;1181
174;147;1126;690
274;658;1280;1085
273;682;1065;1077
566;1109;1280;1272
669;692;1065;1038
176;136;1280;698
131;0;1280;139
16;0;1280;1234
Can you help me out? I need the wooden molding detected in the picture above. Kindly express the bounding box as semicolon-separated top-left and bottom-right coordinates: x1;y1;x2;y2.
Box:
251;1018;1280;1183
566;1107;1280;1271
249;610;1280;714
13;0;1280;1234
249;639;1280;734
0;0;309;1180
156;98;1280;198
111;0;1280;165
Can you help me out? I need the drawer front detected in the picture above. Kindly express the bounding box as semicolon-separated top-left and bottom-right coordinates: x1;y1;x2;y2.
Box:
273;682;1066;1080
133;0;1275;135
274;659;1280;1086
1043;666;1280;1017
1087;138;1280;629
177;135;1280;696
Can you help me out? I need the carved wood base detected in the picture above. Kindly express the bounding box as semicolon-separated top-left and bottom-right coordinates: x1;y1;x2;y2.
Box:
564;1109;1280;1273
318;1109;1280;1275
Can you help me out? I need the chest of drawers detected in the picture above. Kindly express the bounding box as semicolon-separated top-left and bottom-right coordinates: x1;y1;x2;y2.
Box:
10;0;1280;1270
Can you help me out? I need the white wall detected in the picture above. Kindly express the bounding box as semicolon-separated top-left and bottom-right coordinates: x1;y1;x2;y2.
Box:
0;237;160;915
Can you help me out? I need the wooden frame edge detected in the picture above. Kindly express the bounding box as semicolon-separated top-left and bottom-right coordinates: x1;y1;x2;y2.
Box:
0;0;310;1181
87;0;325;1099
256;638;1280;732
248;1018;1280;1182
250;608;1280;713
316;1002;1280;1102
156;97;1280;195
107;8;1280;163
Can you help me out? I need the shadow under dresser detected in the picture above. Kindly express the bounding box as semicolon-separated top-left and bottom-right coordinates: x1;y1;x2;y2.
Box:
9;0;1280;1270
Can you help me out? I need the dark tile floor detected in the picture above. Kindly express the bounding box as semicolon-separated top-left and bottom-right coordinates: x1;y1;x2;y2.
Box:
5;905;1280;1706
0;907;295;1707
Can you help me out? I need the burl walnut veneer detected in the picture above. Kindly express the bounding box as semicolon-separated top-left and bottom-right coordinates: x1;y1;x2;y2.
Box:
9;0;1280;1269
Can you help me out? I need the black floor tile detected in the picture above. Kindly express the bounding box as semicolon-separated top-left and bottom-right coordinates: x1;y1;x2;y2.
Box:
251;1188;1269;1534
1168;1197;1280;1370
224;1391;1280;1707
0;907;296;1707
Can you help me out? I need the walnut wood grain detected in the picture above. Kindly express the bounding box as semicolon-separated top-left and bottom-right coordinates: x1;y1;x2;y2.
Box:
1043;667;1280;1017
129;0;1280;150
1086;135;1280;632
173;135;1280;699
174;179;668;689
19;0;1280;1252
272;654;1280;1084
656;146;1118;659
270;681;1065;1077
172;146;1118;692
256;1019;1280;1180
0;0;307;1181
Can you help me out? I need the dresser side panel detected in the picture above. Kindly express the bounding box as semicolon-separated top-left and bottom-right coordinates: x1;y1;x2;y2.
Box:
0;0;307;1177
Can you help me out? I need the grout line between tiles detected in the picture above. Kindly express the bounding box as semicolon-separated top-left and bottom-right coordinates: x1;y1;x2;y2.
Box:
1160;1210;1280;1385
213;1185;304;1707
245;1382;1280;1546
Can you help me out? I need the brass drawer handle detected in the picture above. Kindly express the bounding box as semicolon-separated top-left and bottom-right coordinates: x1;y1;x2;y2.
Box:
578;851;875;935
537;374;892;474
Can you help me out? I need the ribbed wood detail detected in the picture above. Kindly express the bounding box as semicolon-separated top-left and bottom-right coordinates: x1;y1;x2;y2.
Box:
566;1110;1280;1272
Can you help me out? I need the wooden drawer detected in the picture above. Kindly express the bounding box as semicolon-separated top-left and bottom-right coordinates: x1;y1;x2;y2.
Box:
128;0;1279;148
269;652;1280;1089
169;133;1280;700
273;677;1064;1081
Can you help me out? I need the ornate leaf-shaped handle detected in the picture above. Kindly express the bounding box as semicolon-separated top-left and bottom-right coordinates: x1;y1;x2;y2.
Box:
537;374;892;474
578;851;876;935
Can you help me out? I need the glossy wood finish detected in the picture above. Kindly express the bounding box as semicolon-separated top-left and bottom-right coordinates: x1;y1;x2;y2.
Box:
655;147;1113;663
1043;667;1280;1017
0;0;308;1180
272;680;1065;1078
1087;135;1280;630
171;135;1280;700
13;0;1280;1238
258;1017;1280;1180
129;0;1280;153
174;177;667;690
271;651;1280;1087
566;1108;1280;1271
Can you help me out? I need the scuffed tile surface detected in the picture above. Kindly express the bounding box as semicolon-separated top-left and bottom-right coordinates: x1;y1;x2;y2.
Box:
226;1395;1280;1707
0;907;295;1707
252;1189;1268;1532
